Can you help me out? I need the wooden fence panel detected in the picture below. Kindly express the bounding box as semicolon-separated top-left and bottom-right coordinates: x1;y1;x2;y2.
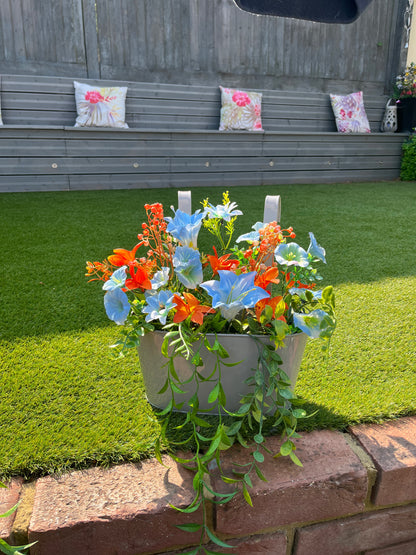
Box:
0;0;408;94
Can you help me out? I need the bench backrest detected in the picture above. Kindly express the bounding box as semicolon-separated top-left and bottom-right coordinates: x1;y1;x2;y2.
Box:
0;74;387;132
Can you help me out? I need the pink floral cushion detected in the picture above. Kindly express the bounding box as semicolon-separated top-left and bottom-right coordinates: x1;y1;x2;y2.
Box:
219;86;263;131
74;81;128;128
330;91;370;133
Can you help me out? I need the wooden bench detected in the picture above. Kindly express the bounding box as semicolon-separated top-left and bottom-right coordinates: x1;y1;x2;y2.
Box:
0;74;408;192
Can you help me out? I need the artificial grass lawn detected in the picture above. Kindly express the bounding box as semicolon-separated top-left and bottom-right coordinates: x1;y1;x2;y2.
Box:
1;182;415;479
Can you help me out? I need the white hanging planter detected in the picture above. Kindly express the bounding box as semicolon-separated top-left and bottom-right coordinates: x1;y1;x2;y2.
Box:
138;331;308;412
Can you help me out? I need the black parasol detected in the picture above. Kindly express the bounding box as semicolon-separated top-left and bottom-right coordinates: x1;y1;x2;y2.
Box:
232;0;374;23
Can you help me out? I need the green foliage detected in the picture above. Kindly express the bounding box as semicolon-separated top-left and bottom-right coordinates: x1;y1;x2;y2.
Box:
157;332;309;553
400;134;416;180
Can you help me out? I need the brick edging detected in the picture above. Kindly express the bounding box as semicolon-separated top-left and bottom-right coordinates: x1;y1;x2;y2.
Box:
1;416;415;554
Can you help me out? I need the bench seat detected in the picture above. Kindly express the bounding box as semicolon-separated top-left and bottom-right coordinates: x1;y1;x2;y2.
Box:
0;75;408;192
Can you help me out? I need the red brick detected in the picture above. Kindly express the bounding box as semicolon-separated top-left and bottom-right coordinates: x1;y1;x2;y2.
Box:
0;478;23;542
350;416;416;506
295;504;416;555
164;531;287;554
28;459;206;555
365;539;416;555
212;430;367;536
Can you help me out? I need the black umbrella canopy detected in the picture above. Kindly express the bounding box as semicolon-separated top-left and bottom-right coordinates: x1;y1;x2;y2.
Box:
233;0;374;23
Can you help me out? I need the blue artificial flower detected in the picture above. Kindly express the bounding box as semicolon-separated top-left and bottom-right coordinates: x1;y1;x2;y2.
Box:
173;246;203;289
307;232;326;263
165;209;205;249
200;270;269;321
236;221;265;243
274;243;309;267
104;288;130;325
204;201;243;222
102;266;127;291
293;309;328;338
150;267;170;291
143;289;176;325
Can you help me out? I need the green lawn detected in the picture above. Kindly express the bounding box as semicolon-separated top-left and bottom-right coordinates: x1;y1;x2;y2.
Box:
1;182;415;479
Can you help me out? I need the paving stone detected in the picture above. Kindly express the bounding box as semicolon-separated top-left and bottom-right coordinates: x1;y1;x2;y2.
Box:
350;416;416;506
212;430;368;536
364;538;416;555
28;458;206;555
294;504;416;555
0;478;23;542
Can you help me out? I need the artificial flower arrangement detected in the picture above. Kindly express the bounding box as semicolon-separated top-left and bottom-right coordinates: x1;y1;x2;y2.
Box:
394;62;416;99
86;192;336;553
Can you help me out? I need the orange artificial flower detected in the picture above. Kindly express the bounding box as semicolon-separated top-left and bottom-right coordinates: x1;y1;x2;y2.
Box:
254;267;280;289
206;246;239;276
255;295;286;323
124;265;152;291
108;244;141;267
85;260;112;282
173;293;214;325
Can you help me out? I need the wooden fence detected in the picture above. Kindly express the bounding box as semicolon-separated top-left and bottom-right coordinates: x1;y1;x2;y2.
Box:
0;0;408;94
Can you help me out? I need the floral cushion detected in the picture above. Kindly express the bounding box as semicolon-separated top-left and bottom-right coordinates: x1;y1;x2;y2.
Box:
219;86;263;131
329;91;371;133
74;81;129;128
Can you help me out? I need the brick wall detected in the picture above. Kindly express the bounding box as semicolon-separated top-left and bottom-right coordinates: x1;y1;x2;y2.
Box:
1;416;416;555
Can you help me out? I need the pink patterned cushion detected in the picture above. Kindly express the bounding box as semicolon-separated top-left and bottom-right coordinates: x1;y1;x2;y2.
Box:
74;81;129;128
330;91;371;133
219;86;263;131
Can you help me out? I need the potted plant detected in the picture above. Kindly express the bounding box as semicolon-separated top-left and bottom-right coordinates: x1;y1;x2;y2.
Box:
86;192;336;553
394;62;416;132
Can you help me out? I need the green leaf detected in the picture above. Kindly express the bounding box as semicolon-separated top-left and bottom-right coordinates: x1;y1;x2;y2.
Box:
253;451;264;463
221;476;239;484
192;415;212;428
243;473;253;488
170;382;186;395
157;379;169;395
175;523;202;533
191;352;203;367
168;500;201;513
207;383;220;404
237;403;251;415
242;485;253;507
217;343;229;359
280;440;293;456
292;409;307;418
226;420;242;436
289;451;303;467
0;502;19;519
204;434;222;457
279;388;294;399
254;464;268;481
168;358;180;382
156;399;173;416
161;335;170;357
205;527;234;548
254;433;264;444
0;538;37;555
221;360;244;367
218;383;226;406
